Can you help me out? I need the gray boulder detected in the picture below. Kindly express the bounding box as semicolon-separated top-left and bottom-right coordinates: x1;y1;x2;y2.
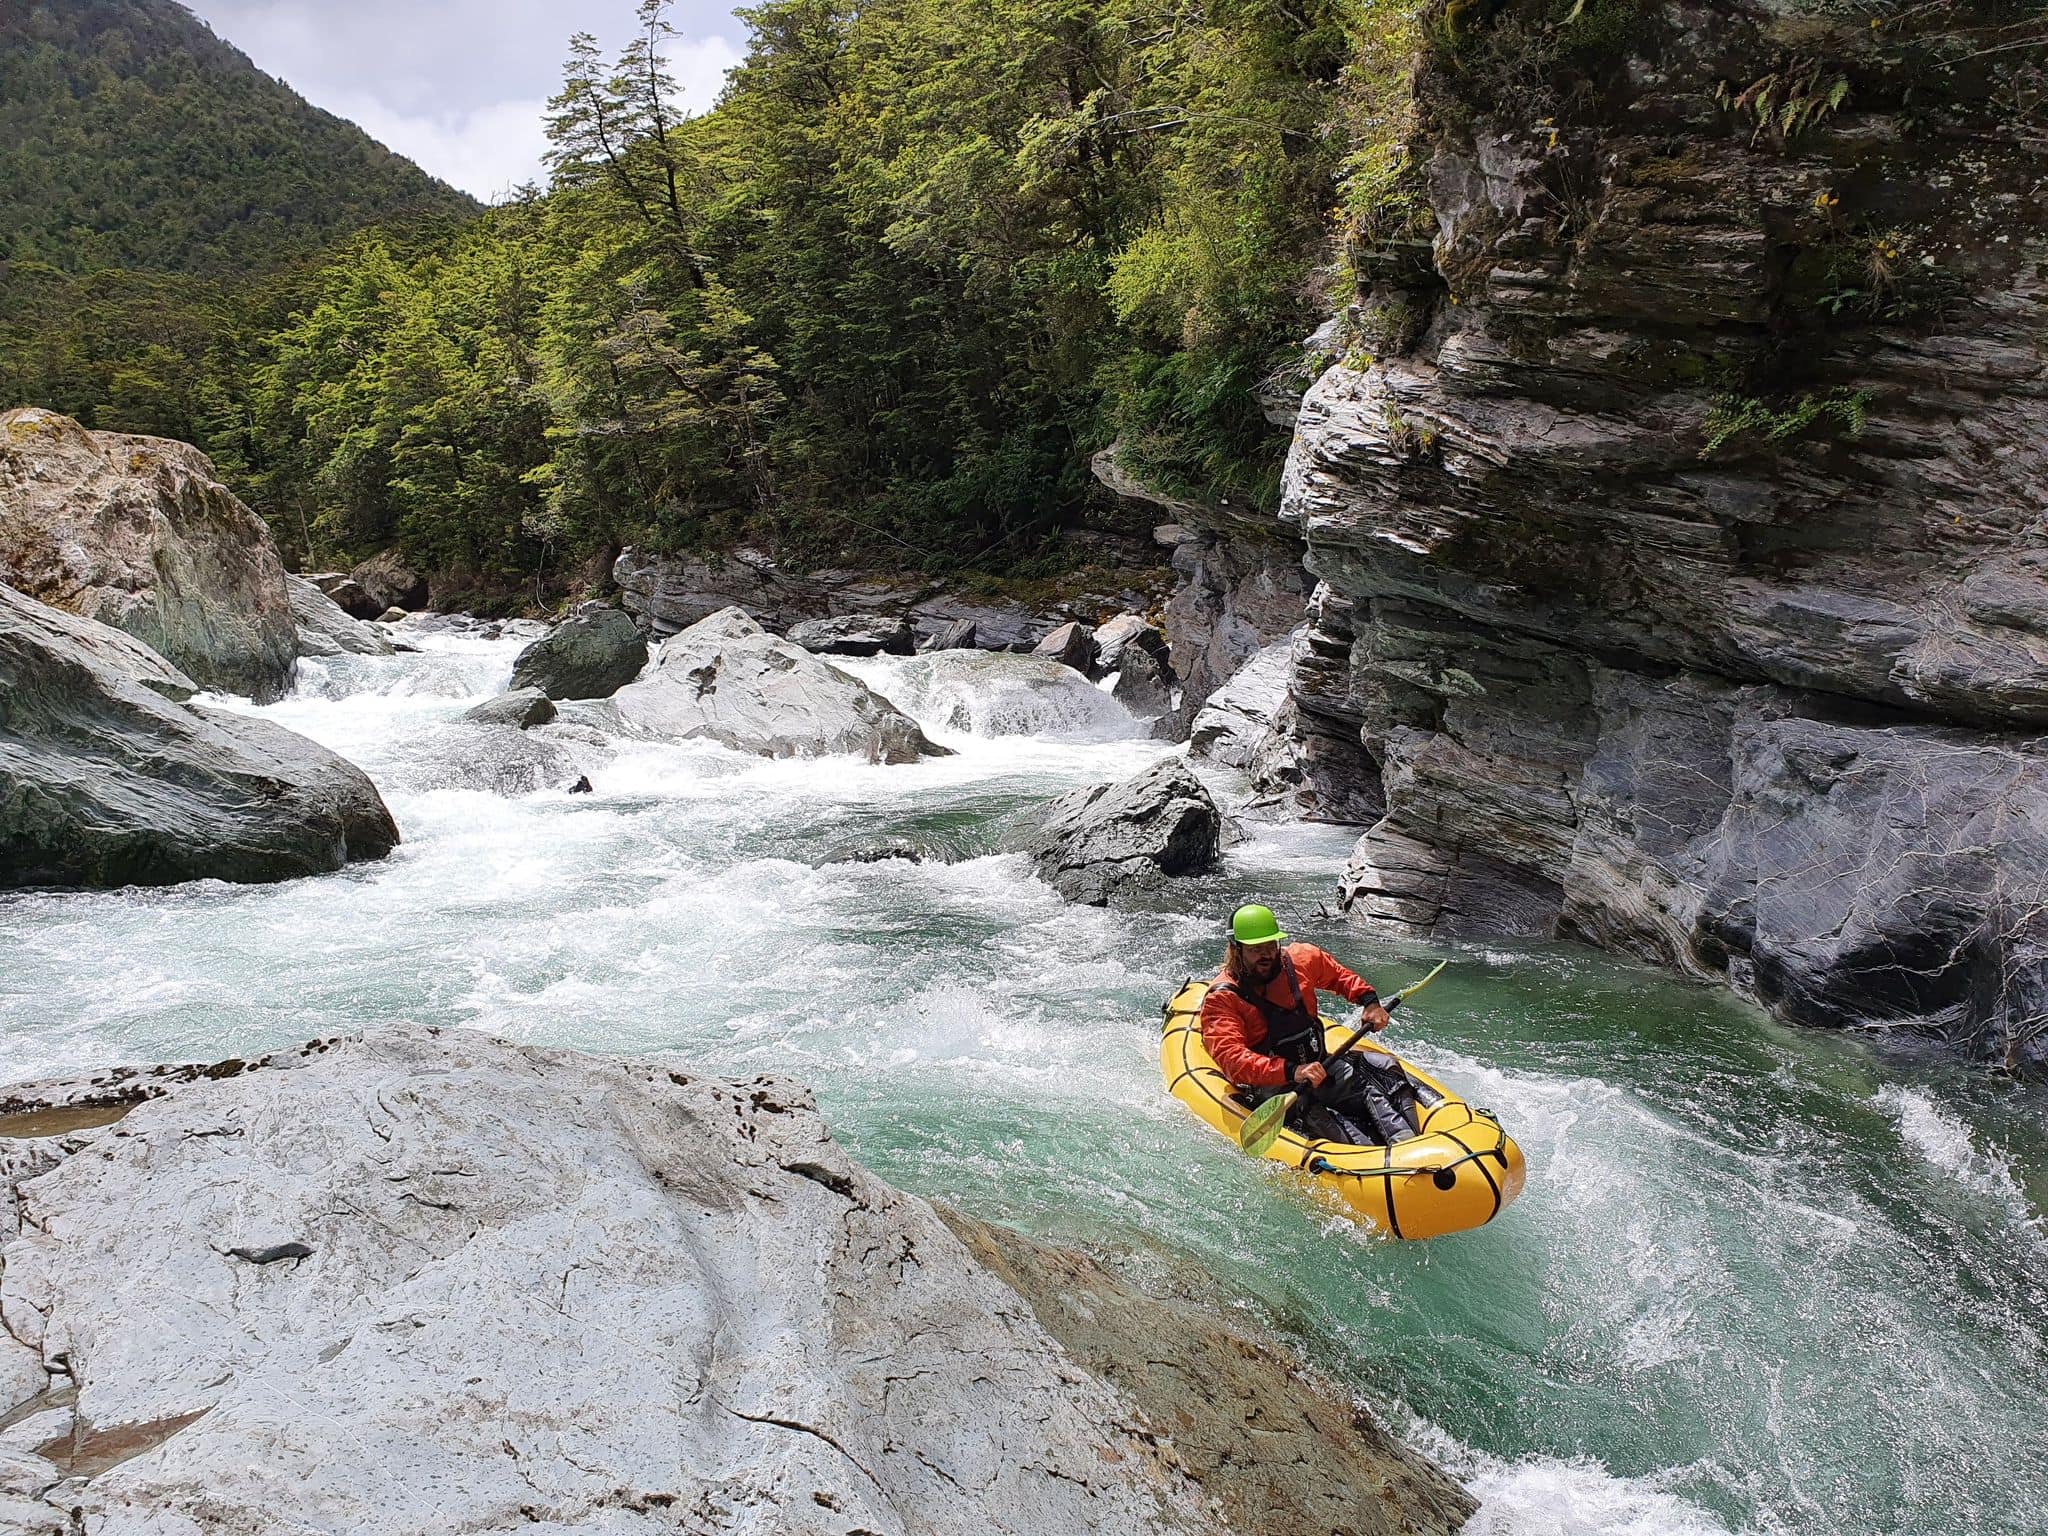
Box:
305;572;383;620
1027;758;1222;904
1092;612;1170;677
0;584;399;889
612;606;949;763
921;617;978;652
785;612;917;657
1111;645;1173;718
462;688;557;729
349;551;428;612
509;603;649;700
1189;638;1295;768
0;1028;1470;1536
285;574;394;659
1031;620;1097;674
0;408;298;701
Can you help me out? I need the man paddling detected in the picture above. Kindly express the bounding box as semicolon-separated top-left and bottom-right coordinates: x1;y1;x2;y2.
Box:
1200;904;1420;1146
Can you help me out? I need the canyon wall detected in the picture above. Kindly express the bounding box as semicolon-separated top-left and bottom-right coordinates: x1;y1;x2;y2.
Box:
1280;0;2048;1066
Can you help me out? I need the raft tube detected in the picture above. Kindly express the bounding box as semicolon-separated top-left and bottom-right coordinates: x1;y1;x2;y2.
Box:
1162;979;1526;1239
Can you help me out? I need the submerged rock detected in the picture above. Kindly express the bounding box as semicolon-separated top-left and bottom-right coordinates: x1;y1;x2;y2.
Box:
285;574;394;659
786;612;917;657
1027;757;1222;904
0;584;399;889
462;687;558;730
863;650;1142;740
612;606;948;763
0;1028;1469;1534
509;602;648;700
0;408;298;701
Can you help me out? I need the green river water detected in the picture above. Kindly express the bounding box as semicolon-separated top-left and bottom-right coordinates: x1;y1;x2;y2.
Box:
1;627;2042;1535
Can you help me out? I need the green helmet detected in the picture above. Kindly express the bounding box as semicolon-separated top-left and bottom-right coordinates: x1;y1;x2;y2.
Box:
1230;904;1287;946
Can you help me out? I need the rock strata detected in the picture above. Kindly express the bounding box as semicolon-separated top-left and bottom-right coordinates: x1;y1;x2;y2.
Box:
612;606;948;763
0;584;399;888
510;602;649;700
0;1028;1470;1536
0;408;298;700
1275;1;2048;1068
1027;758;1222;904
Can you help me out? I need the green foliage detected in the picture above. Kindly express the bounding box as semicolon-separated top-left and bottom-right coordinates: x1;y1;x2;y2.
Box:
1716;61;1850;145
1699;387;1872;458
12;0;1386;585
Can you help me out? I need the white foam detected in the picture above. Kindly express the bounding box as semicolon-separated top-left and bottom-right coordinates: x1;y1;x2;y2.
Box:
1875;1084;2041;1225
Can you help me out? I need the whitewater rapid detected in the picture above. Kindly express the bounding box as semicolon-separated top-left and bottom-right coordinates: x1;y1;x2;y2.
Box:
3;622;2045;1536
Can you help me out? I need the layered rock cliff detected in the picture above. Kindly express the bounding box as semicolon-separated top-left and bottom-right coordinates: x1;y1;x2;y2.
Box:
1281;1;2048;1067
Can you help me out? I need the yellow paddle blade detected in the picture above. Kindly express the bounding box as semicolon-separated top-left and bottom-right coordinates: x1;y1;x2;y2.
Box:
1388;959;1447;1007
1238;1091;1295;1155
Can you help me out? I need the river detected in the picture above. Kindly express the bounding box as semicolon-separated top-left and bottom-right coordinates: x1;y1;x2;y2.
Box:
3;622;2044;1536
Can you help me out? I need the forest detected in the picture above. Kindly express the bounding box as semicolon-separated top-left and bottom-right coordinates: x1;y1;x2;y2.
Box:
1;0;1413;592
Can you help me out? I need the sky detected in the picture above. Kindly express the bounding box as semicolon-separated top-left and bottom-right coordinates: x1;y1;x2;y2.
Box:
181;1;748;202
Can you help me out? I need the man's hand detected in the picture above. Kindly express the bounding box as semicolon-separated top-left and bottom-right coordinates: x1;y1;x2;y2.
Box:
1292;1061;1328;1090
1359;1001;1392;1033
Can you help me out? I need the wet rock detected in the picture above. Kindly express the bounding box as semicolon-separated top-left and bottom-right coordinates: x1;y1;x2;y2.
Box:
0;408;298;701
0;584;399;889
785;613;917;657
373;607;407;624
0;1027;1469;1534
304;573;383;621
462;688;557;730
285;575;394;660
1110;645;1173;718
349;551;428;612
612;606;949;763
1027;758;1222;904
920;617;978;653
1031;620;1097;674
1189;638;1295;769
824;840;927;865
939;1212;1477;1536
1091;613;1170;679
1279;3;2048;1068
509;603;648;700
567;775;594;794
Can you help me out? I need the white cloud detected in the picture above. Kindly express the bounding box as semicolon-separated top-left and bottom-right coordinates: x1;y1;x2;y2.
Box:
314;34;743;203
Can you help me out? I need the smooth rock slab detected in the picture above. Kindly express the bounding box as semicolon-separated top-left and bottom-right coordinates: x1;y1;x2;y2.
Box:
0;1027;1465;1536
510;603;649;700
1026;758;1222;904
613;607;947;763
1189;639;1295;769
0;583;399;889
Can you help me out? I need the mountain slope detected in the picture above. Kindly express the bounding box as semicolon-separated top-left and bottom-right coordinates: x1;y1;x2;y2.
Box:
0;0;477;276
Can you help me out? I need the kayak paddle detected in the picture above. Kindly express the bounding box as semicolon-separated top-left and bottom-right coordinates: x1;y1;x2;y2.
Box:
1237;960;1447;1158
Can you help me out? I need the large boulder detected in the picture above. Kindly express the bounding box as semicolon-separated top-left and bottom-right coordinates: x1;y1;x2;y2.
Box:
304;572;384;620
349;551;428;612
509;602;649;700
0;1028;1471;1536
785;612;917;657
1189;638;1295;769
285;574;394;659
1091;612;1170;678
462;688;557;730
612;606;949;763
1026;757;1222;904
0;584;399;888
0;408;297;701
1111;644;1173;718
1031;620;1097;674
